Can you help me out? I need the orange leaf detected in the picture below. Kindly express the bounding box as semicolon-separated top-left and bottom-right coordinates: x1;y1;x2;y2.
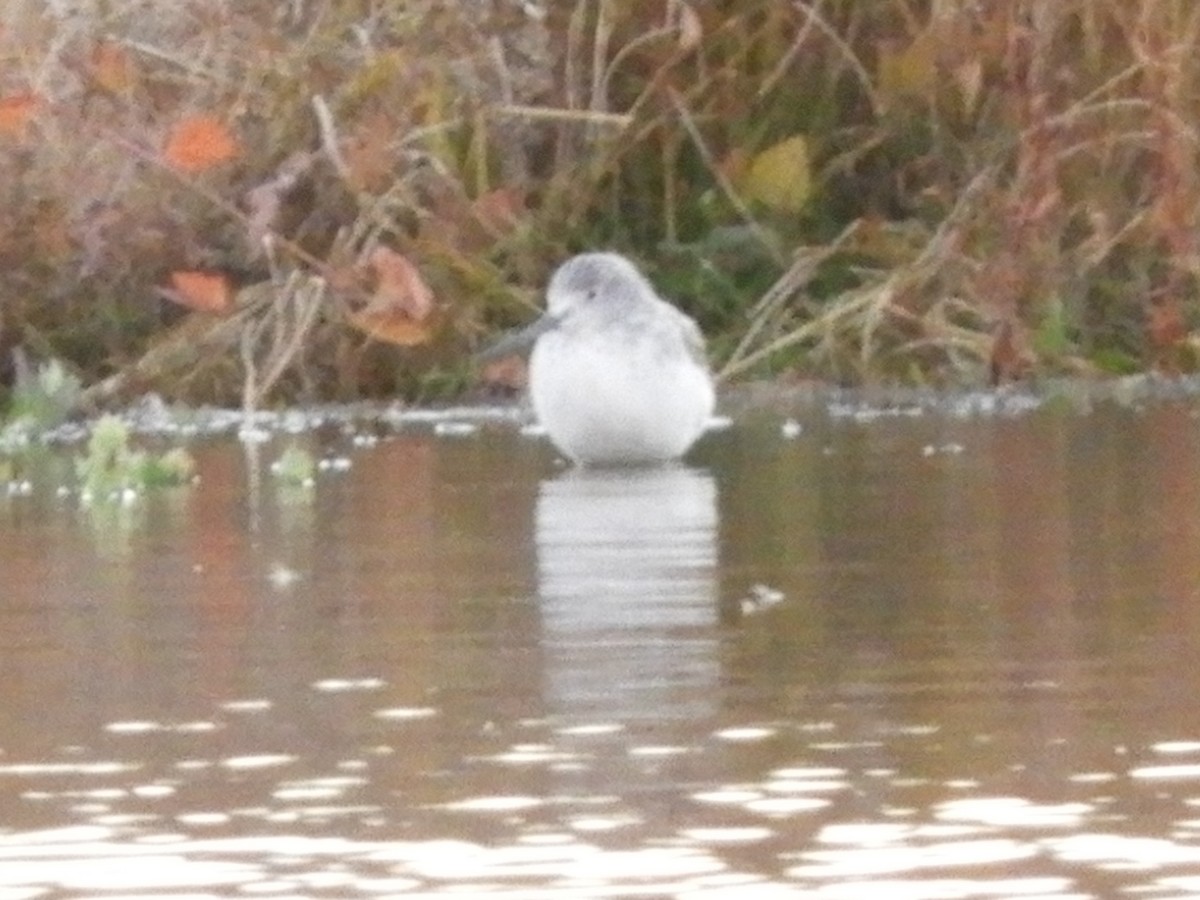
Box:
163;115;239;172
164;270;232;313
368;247;434;321
348;309;435;347
0;92;38;138
90;41;136;94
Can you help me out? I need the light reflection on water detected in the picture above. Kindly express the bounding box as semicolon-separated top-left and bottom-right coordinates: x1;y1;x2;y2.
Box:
2;399;1200;896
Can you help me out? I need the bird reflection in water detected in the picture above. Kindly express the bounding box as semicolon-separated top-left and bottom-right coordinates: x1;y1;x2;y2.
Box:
534;466;719;723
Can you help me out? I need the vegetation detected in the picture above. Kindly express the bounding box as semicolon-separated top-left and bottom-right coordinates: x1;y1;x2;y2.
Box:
270;444;317;488
2;0;1200;409
76;415;195;504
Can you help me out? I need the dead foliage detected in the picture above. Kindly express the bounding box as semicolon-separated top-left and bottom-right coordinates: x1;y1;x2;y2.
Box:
3;0;1200;407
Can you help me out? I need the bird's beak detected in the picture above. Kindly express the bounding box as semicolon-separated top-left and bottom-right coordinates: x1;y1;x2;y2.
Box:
475;312;561;363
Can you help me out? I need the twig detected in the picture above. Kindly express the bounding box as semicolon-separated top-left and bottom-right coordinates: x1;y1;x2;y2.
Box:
241;275;327;413
312;94;352;182
590;0;613;114
758;0;823;99
600;25;678;108
490;104;632;127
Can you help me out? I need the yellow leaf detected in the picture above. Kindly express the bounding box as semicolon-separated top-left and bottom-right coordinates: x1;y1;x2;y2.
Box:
741;135;812;213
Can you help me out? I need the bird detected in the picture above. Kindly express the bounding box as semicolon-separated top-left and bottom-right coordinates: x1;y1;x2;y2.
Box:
483;252;715;466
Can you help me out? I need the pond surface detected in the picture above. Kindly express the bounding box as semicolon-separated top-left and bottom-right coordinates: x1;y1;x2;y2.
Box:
4;390;1200;898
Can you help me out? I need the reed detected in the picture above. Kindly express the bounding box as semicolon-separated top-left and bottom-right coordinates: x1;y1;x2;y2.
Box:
1;0;1198;406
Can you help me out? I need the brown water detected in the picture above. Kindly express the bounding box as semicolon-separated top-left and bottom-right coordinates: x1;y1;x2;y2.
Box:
4;396;1200;898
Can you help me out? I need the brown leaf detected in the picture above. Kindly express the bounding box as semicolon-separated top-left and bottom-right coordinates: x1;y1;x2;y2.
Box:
90;41;136;94
341;113;395;192
1147;296;1186;353
160;270;232;314
163;115;239;172
0;91;38;138
347;309;435;347
480;354;527;391
471;187;526;236
32;202;71;259
989;319;1030;386
368;246;434;321
346;248;437;347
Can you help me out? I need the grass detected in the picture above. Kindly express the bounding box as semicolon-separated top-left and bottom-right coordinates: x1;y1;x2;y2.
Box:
2;0;1200;410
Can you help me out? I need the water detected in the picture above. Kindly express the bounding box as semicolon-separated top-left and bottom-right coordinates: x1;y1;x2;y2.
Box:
3;393;1200;898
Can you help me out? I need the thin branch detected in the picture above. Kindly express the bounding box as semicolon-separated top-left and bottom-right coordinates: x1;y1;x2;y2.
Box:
312;93;352;182
758;0;824;99
590;0;613;113
490;104;632;127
